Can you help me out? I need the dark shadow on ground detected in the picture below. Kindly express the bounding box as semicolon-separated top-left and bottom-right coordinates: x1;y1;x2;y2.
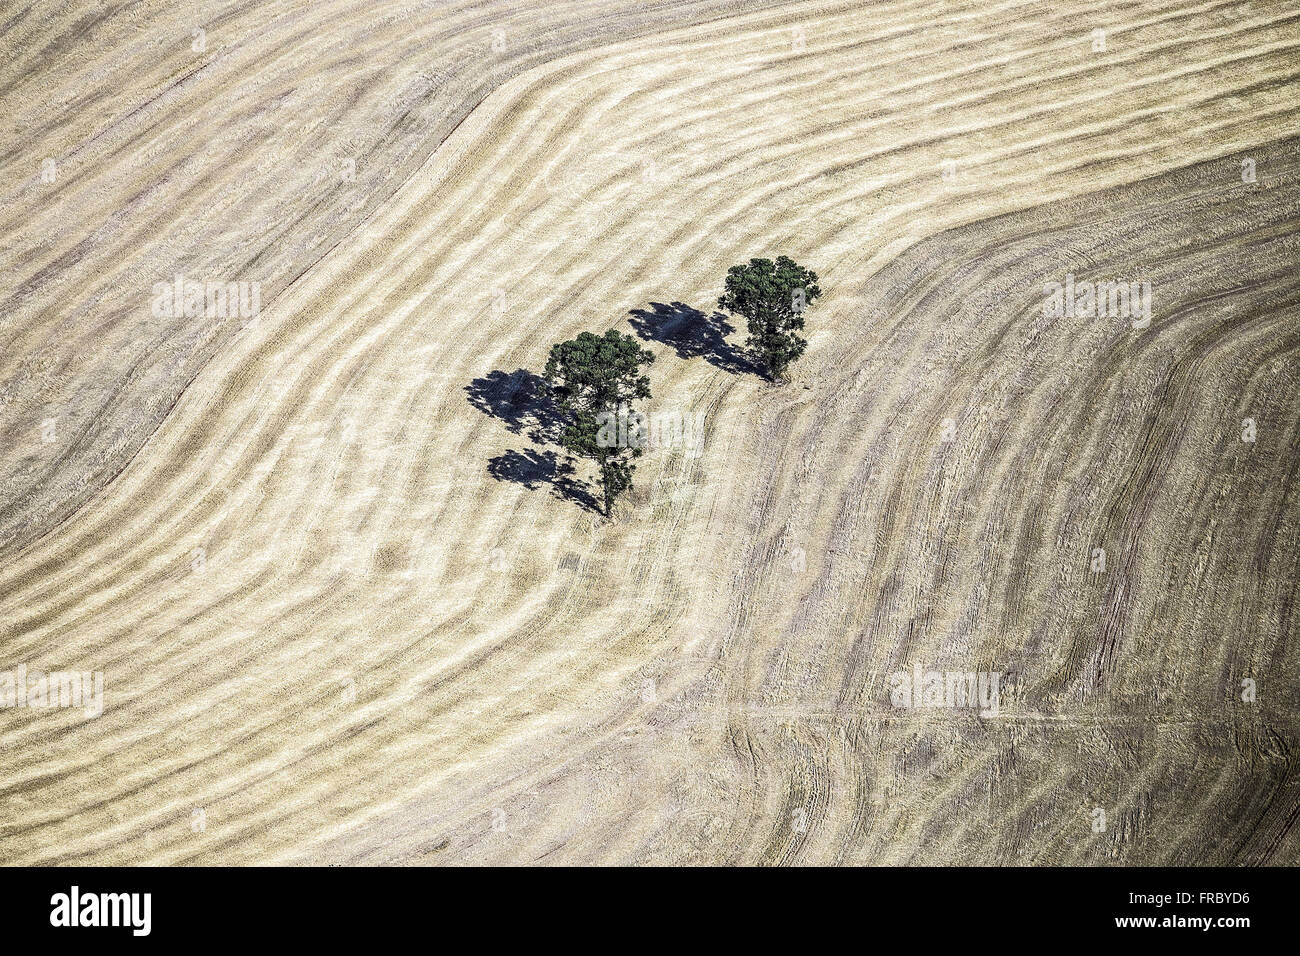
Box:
471;370;599;512
487;446;554;488
487;448;600;514
627;301;759;376
464;368;565;444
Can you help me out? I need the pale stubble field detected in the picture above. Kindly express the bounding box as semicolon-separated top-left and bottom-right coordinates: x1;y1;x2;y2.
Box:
0;0;1297;864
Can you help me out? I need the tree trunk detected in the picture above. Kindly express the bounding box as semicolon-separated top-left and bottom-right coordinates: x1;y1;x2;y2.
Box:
601;458;612;517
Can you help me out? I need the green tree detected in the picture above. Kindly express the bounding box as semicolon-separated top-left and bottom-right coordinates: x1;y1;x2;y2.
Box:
717;256;822;381
543;329;654;517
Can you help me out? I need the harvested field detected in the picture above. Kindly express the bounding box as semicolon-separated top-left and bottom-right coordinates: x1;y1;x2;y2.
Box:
1;0;1297;865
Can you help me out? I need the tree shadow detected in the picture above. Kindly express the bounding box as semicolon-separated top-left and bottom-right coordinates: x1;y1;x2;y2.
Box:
487;448;600;514
487;446;554;488
627;301;759;376
464;368;564;444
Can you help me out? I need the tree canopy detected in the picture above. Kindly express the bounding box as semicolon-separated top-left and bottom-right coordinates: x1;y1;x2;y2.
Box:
717;256;821;380
543;329;654;517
